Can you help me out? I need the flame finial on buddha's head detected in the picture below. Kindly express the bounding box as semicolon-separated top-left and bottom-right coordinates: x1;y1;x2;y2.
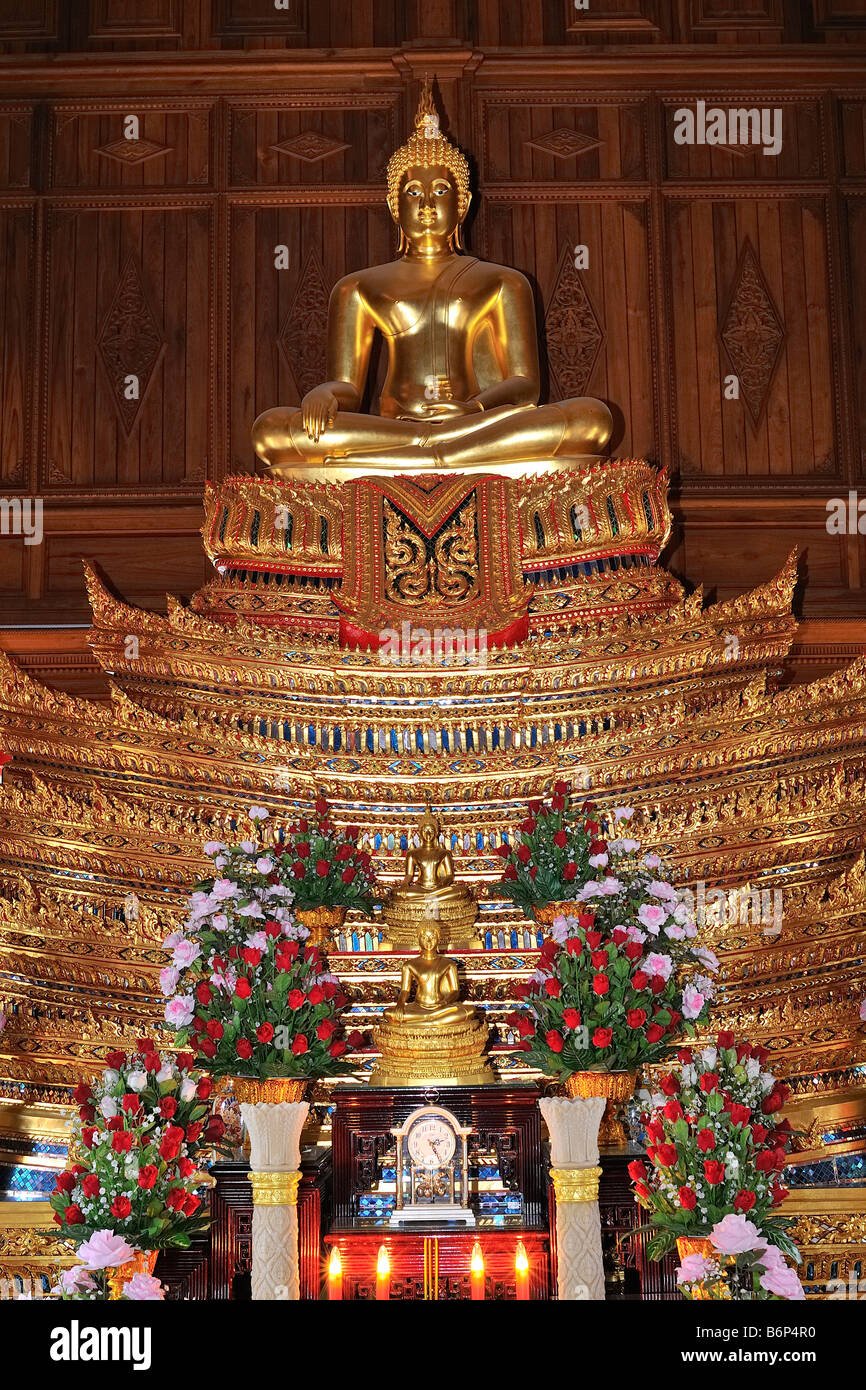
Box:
386;74;472;230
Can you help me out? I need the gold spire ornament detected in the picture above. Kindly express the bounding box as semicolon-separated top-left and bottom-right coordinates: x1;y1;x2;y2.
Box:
369;919;494;1087
382;805;480;950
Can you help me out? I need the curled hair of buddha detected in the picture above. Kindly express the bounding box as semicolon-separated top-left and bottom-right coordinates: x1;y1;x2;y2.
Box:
386;76;472;250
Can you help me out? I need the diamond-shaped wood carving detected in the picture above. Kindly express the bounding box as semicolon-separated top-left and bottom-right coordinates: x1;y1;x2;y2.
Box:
526;128;602;160
719;239;785;426
96;255;165;435
544;244;605;399
95;137;169;166
271;132;350;163
278;250;329;398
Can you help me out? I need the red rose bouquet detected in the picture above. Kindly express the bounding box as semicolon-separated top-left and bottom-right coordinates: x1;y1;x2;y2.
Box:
494;783;604;914
49;1044;219;1250
628;1032;798;1260
162;807;361;1079
284;795;377;915
505;804;716;1075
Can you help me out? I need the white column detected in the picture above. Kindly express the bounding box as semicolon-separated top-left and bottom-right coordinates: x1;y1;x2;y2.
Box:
240;1100;309;1301
539;1095;606;1301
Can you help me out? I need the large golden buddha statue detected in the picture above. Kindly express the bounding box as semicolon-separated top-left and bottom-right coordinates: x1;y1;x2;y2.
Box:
252;79;612;483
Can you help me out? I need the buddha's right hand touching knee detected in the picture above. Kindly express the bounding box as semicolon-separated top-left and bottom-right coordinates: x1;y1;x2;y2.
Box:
301;386;340;443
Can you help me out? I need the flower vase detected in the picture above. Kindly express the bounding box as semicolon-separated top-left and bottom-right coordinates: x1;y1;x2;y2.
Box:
107;1249;158;1300
676;1235;714;1260
232;1077;308;1105
295;905;347;953
532;901;575;927
564;1071;637;1147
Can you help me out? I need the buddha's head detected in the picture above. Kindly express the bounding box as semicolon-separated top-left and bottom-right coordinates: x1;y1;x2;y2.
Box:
417;804;441;847
418;921;441;953
386;77;471;255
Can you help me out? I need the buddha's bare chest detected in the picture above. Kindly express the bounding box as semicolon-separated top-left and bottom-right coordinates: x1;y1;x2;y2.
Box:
361;264;486;342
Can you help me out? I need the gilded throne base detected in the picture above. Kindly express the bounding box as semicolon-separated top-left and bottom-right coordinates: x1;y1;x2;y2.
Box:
370;1012;495;1088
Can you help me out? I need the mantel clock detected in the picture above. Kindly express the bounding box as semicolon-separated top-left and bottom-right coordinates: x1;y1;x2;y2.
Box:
390;1103;475;1226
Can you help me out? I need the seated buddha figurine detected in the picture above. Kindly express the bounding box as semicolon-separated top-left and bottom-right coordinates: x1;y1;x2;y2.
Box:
370;920;494;1088
252;78;612;483
382;806;479;950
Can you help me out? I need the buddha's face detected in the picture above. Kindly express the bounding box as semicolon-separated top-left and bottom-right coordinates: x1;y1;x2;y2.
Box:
418;923;440;952
398;164;461;255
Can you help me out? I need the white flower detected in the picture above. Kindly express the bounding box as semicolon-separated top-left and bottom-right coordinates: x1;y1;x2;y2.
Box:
648;880;677;901
643;854;661;870
172;938;201;969
589;853;609;868
614;838;640;853
212;878;239;901
682;983;706;1020
664;923;685;940
58;1265;96;1295
159;965;180;996
164;994;195;1028
598;877;622;896
203;840;225;856
180;1077;196;1103
212;913;228;931
99;1096;118;1119
126;1069;149;1093
549;915;570;945
701;1047;718;1069
155;1064;174;1084
101;1068;119;1089
76;1231;135;1269
248;806;269;820
746;1057;761;1081
256;856;274;875
240;840;256;854
645;952;673;981
236;900;264;918
612;806;634;821
245;930;269;952
759;1072;775;1093
162;931;184;952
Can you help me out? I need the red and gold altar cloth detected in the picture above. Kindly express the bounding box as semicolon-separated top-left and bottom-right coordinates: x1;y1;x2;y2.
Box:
334;473;529;651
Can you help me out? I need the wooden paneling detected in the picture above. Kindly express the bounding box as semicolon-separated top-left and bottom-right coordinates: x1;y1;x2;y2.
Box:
0;205;35;488
812;0;866;29
0;106;33;188
228;202;392;470
41;203;213;491
666;197;836;479
0;1;59;43
227;96;398;188
844;197;866;480
88;1;183;41
212;0;306;39
662;98;823;181
481;199;655;459
690;0;784;30
49;102;212;188
477;94;647;183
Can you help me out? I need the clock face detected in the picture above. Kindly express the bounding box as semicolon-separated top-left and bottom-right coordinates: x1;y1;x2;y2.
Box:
407;1114;457;1169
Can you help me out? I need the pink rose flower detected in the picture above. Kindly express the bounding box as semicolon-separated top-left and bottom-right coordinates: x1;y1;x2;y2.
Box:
709;1214;763;1256
76;1231;135;1269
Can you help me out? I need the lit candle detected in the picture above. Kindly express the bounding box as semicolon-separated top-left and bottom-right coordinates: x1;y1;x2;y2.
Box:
327;1245;343;1301
376;1243;390;1301
470;1242;485;1301
515;1241;530;1301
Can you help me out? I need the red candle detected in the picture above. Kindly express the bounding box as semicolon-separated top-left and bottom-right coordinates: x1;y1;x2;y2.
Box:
376;1243;390;1301
327;1245;343;1301
470;1242;485;1300
515;1241;530;1301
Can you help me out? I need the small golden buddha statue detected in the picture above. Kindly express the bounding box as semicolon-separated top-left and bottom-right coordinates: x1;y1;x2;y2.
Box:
252;78;612;483
370;920;494;1088
382;806;479;950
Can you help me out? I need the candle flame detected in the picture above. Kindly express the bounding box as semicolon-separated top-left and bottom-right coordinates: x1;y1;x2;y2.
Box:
376;1243;390;1276
470;1242;484;1275
515;1241;529;1274
328;1246;342;1276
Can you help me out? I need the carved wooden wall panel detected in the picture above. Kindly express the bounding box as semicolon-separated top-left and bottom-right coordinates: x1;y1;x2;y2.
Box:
844;197;866;480
0;105;33;188
661;97;823;181
228;202;393;471
666;197;837;479
481;197;655;460
41;203;213;491
477;93;647;183
88;1;183;42
227;96;398;187
49;101;212;188
0;205;35;487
